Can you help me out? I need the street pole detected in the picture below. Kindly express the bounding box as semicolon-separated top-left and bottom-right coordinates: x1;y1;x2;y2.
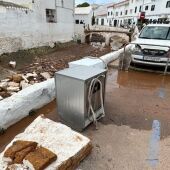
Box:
164;49;170;75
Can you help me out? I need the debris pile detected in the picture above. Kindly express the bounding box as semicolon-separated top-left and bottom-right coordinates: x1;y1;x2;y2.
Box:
110;35;129;51
0;44;112;101
90;42;106;52
0;72;52;100
19;57;74;77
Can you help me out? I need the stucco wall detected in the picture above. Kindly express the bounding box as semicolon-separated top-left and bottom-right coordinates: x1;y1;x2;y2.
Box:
0;0;75;55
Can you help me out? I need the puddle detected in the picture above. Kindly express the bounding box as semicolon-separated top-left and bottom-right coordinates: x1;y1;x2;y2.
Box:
1;68;170;152
104;69;170;139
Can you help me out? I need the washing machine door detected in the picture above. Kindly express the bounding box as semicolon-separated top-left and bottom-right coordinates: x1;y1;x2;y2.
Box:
85;75;106;121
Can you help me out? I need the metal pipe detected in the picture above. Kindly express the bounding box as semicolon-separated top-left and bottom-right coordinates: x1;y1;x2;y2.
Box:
164;58;169;75
100;44;133;64
164;50;170;75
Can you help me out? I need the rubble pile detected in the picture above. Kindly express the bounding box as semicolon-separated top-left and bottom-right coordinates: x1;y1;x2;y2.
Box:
19;56;79;77
0;44;112;101
110;35;129;51
0;72;52;101
91;33;106;43
90;42;106;51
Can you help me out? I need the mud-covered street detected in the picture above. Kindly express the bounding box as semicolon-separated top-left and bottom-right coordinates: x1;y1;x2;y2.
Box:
0;43;111;100
1;68;170;169
0;43;111;74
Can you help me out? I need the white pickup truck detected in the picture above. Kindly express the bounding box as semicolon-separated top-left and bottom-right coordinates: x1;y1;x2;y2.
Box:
131;24;170;67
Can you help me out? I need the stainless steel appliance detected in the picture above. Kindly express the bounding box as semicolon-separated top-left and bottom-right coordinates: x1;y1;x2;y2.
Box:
55;66;107;131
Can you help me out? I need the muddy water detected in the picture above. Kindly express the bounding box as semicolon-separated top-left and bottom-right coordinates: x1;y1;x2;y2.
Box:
1;69;170;152
0;101;58;152
104;69;170;138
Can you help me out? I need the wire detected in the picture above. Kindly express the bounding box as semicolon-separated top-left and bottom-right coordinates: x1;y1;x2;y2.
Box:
87;75;106;129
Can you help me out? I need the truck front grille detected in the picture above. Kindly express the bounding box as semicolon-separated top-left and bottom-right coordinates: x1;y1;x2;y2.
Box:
142;49;166;57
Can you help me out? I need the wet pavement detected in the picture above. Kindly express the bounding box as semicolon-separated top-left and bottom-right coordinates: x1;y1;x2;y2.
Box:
1;68;170;169
104;69;170;138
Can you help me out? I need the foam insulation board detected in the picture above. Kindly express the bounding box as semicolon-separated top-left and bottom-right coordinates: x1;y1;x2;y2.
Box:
0;116;92;170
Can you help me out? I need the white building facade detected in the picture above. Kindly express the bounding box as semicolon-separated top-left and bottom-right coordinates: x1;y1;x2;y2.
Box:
74;6;93;34
94;3;113;26
96;14;107;26
0;0;75;55
107;0;170;27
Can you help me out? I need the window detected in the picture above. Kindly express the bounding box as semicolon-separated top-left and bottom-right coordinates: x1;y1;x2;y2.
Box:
145;5;148;10
80;20;84;24
128;19;131;25
75;20;79;24
109;19;112;26
135;6;137;13
120;11;122;15
153;19;157;24
101;19;104;25
96;19;99;25
149;19;152;23
139;26;170;40
151;5;155;11
139;5;142;12
46;9;56;23
125;10;128;15
108;12;110;16
158;18;163;24
166;1;170;8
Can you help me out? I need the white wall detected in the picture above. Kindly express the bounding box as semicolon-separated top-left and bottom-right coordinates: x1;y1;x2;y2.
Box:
107;7;114;26
96;16;107;26
74;11;93;34
94;3;109;26
0;0;75;55
75;14;90;26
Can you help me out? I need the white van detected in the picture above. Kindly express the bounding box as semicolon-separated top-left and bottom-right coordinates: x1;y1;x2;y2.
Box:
131;24;170;67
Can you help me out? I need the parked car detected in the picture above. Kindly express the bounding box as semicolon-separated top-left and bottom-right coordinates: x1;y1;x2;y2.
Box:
131;24;170;67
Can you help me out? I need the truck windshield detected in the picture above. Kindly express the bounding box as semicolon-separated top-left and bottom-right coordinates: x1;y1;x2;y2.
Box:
139;26;170;40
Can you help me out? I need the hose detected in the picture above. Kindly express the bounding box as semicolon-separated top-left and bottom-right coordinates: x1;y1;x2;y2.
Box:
87;75;106;129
